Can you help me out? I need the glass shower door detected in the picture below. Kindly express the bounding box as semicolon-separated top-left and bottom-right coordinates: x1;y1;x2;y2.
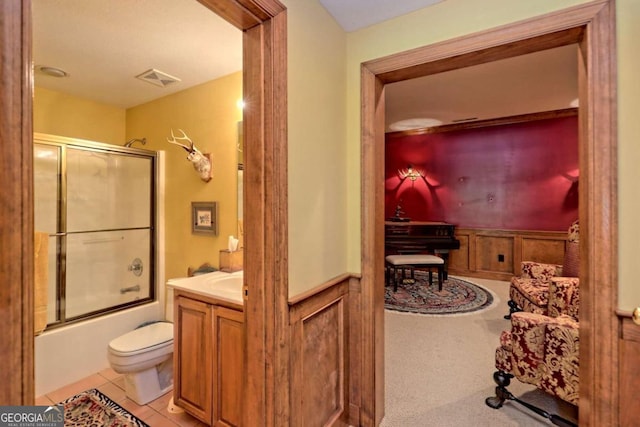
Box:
34;144;60;325
34;137;156;327
65;148;153;318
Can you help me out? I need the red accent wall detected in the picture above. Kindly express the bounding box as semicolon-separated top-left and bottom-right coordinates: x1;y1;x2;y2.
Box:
385;116;578;231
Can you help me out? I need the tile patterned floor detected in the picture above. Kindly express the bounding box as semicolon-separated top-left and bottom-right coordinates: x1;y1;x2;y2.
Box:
35;368;206;426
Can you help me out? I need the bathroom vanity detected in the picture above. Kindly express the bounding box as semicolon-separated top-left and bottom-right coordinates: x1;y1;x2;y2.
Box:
168;272;244;426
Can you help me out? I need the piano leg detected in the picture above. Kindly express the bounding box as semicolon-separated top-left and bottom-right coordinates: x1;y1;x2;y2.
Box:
434;249;451;280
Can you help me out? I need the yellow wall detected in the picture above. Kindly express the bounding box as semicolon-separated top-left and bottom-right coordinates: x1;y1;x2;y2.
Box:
340;0;639;309
34;87;125;144
34;0;640;308
282;0;348;296
34;73;243;286
616;0;640;310
126;72;243;282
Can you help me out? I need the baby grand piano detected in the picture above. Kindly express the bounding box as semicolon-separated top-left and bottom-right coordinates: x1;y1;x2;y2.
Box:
385;221;461;280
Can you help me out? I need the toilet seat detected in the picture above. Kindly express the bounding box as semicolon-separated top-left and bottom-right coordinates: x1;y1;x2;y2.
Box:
108;322;173;356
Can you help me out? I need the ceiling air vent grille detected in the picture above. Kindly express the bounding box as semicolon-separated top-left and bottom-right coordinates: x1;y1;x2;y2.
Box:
136;68;181;88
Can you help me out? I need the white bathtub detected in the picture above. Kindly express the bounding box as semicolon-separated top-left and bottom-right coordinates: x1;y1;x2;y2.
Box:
35;155;167;398
34;301;164;396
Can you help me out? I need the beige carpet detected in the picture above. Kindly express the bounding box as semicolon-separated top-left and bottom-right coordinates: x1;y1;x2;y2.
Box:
380;276;578;426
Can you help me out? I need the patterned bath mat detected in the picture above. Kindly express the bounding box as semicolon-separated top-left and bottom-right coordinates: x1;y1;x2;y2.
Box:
60;388;149;427
385;272;496;316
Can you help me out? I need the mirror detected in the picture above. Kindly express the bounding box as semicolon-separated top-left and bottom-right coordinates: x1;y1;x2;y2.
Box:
237;121;244;249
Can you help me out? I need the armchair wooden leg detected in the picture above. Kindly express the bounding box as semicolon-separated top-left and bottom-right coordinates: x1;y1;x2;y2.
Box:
485;370;577;427
485;385;511;409
485;370;513;408
504;299;522;320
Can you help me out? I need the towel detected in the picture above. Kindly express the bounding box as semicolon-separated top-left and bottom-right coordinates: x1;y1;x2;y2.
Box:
34;231;49;336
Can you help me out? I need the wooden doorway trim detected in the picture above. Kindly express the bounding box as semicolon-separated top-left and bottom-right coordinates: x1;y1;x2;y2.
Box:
1;1;289;423
360;1;617;425
197;2;288;425
0;0;34;405
198;2;289;425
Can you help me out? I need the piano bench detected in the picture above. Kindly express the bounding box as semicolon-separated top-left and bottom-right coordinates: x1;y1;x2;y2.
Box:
385;254;445;292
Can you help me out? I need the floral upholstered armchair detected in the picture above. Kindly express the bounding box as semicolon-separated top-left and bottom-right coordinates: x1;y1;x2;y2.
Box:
486;277;579;426
506;220;579;319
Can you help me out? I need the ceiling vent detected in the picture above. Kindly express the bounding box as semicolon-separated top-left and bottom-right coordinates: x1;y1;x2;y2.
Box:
136;68;181;88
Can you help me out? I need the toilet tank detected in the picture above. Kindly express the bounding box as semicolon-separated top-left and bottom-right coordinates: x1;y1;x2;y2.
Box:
165;284;174;322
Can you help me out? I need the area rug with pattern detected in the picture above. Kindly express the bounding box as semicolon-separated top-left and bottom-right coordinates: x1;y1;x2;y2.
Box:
60;388;149;427
385;272;496;316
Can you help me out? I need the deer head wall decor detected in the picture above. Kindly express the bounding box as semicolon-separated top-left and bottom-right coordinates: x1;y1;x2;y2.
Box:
166;129;212;182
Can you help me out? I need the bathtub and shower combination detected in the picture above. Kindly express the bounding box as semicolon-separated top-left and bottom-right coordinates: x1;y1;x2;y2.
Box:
33;133;165;396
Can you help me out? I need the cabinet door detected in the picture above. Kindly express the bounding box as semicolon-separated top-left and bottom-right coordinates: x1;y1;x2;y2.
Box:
175;296;213;424
212;306;244;427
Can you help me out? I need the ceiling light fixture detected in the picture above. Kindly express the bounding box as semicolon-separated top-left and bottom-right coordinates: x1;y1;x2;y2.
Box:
389;118;443;131
36;65;68;78
398;164;422;182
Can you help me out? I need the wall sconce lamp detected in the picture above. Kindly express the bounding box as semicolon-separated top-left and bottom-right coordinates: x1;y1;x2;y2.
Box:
398;164;422;181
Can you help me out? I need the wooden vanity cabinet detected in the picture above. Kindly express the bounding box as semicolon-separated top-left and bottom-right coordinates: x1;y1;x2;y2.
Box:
212;306;244;426
174;291;244;426
174;296;212;422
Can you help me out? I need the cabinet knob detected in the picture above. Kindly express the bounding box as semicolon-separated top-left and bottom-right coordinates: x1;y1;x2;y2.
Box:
633;307;640;326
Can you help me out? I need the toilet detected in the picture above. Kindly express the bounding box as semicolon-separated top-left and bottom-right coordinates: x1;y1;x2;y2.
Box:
107;321;174;405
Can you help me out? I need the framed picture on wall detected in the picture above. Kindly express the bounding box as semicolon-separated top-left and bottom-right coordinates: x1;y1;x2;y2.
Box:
192;201;218;235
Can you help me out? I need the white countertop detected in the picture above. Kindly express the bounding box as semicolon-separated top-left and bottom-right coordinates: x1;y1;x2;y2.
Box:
167;270;244;305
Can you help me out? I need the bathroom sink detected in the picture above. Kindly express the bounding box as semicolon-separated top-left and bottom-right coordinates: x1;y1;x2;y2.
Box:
193;275;243;301
167;271;243;304
204;275;243;291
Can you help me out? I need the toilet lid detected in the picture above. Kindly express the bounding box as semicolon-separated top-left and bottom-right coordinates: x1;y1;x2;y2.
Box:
109;322;173;354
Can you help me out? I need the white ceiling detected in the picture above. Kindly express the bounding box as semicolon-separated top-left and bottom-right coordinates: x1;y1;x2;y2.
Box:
385;44;578;129
317;0;444;32
33;0;243;109
33;0;577;130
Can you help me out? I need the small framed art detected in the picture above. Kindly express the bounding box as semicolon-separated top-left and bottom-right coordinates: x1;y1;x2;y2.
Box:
191;201;218;235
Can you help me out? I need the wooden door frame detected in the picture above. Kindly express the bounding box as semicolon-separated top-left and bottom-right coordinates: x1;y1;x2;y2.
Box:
198;2;289;424
1;1;289;425
0;0;34;405
361;1;617;425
